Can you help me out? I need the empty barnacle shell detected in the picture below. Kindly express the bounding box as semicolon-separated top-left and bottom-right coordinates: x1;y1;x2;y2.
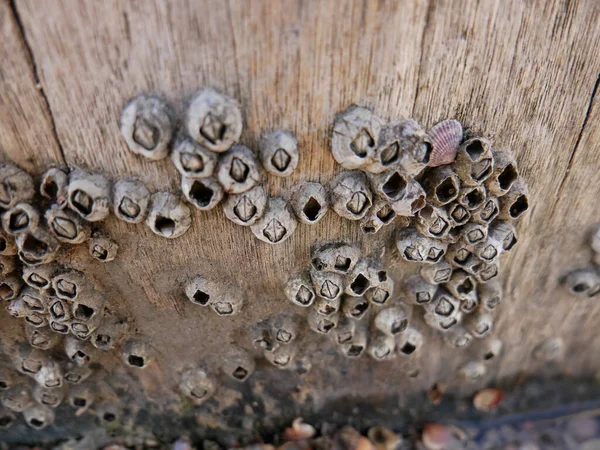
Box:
0;228;17;256
562;267;600;297
222;349;255;382
427;119;463;167
68;384;95;412
315;296;341;316
65;336;94;366
23;402;55;429
283;418;316;441
344;259;373;297
48;319;70;335
260;130;299;177
88;232;119;262
71;317;102;341
457;185;486;211
223;184;267;226
444;270;477;301
284;271;316;307
0;407;15;429
211;286;244;316
146;192;192;239
397;327;423;357
27;325;61;350
341;295;370;320
290;181;329;224
329;171;373;220
63;363;93;385
471;196;500;224
367;331;396;361
459;361;487;382
122;339;155;368
264;342;297;369
45;204;90;244
121;95;174;160
339;325;367;358
0;163;35;210
401;275;437;305
0;254;16;277
485;150;518;196
367;426;402;450
181;176;224;211
390;178;426;216
533;337;564;361
71;291;106;323
310;242;361;274
373;305;409;337
171;134;219;179
473;388;504;412
482;339;503;361
424;290;462;331
332;316;357;345
0;272;23;300
186;87;242;152
52;269;86;301
455;137;494;186
420;260;453;285
364;277;394;305
361;199;396;234
396;227;448;264
489;220;518;251
446;202;471;227
461;222;488;245
459;293;479;314
423;166;460;206
307;308;338;334
40;167;69;207
311;269;345;301
1;383;34;412
113;179;150;223
47;296;72;322
366;169;408;202
2;203;39;235
443;325;473;349
216;145;262;194
34;358;63;388
444;239;474;268
463;311;493;338
91;318;129;351
16;226;60;266
67;169;111;222
271;313;300;343
250;196;297;244
416;205;452;239
474;261;499;283
180;367;217;405
331;105;383;170
473;235;503;262
498;178;529;220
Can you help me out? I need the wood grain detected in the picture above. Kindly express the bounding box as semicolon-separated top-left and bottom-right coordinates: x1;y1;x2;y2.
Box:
1;0;600;430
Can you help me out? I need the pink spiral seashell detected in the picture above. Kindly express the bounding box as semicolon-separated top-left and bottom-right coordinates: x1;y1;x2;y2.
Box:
427;119;463;167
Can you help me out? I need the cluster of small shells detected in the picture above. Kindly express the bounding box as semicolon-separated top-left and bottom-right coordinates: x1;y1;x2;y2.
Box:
561;223;600;298
121;89;325;245
0;162;164;430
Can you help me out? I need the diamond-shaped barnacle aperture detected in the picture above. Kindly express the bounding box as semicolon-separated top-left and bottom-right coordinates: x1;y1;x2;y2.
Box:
331;105;383;170
368;121;403;174
0;163;35;210
223;184;267;226
185;275;220;307
341;295;370;321
113;179;150;224
420;260;454;285
217;145;263;194
471;196;499;225
489;220;518;252
444;239;476;269
264;342;297;369
457;185;486;211
311;269;345;302
270;312;300;344
360;199;396;235
222;348;256;382
464;311;493;339
332;317;356;346
397;327;423;357
146;192;192;239
171;134;219;179
363;262;394;305
290;182;330;225
366;169;408;202
498;178;530;221
284;271;316;307
259;130;299;177
416;205;451;239
120;95;174;160
307;308;339;335
562;267;600;298
443;325;473;349
473;235;503;263
181;176;224;211
455;137;494;186
2;203;39;236
51;269;86;302
16;226;60;266
444;269;477;301
310;242;361;274
423;291;462;332
315;296;341;316
475;261;499;284
40;168;69;208
446;202;471;227
339;325;368;359
180;367;217;405
210;286;244;317
478;279;502;312
64;336;94;367
401;275;437;306
250;196;297;245
485;150;518;196
122;339;155;369
373;305;409;337
328;171;373;220
67;169;111;222
45;205;90;244
460;222;488;245
186;87;243;153
422;166;460;207
390;179;426;217
88;232;119;263
344;259;373;297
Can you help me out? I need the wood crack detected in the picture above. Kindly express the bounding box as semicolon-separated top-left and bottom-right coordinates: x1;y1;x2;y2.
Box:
8;0;68;166
412;0;434;118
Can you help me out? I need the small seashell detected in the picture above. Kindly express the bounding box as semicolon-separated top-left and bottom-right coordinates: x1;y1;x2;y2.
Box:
473;387;504;411
332;426;375;450
427;119;463;167
422;424;466;450
283;418;316;441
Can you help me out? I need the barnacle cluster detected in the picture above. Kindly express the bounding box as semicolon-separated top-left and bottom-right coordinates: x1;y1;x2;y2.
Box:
561;223;600;298
251;313;301;370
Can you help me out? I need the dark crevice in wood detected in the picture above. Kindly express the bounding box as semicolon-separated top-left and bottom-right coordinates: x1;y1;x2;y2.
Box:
8;0;68;166
411;0;434;118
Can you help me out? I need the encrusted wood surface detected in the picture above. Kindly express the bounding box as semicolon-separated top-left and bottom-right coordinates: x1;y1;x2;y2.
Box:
1;0;600;440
